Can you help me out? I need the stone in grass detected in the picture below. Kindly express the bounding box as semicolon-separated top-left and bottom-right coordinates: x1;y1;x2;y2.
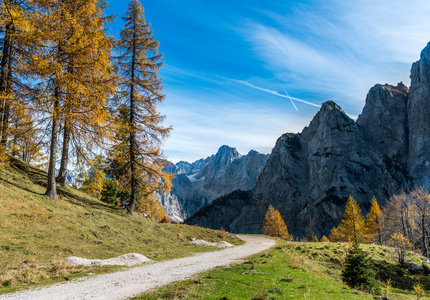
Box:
65;253;151;267
190;239;234;248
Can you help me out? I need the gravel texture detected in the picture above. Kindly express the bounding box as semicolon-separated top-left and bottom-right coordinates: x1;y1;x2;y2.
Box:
1;235;275;300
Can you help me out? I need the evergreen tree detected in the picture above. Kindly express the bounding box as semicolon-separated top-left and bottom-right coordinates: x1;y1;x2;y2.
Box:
100;179;118;205
309;228;318;242
113;0;172;213
262;204;292;240
364;196;382;244
341;240;380;294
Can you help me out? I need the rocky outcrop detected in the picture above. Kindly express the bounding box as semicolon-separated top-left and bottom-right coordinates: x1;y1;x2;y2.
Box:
157;146;269;221
357;83;409;161
186;42;430;238
408;42;430;185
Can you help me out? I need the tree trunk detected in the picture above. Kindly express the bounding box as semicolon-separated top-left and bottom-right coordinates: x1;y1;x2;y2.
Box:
1;40;14;148
127;25;137;214
58;119;71;187
45;91;60;200
422;215;428;257
0;22;12;147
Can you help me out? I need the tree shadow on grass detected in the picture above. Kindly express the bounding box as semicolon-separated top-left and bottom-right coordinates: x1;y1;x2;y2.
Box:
5;156;125;215
58;186;125;215
0;176;45;196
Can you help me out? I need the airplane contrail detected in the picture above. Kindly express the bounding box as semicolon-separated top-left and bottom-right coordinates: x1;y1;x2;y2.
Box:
229;78;321;108
281;84;298;111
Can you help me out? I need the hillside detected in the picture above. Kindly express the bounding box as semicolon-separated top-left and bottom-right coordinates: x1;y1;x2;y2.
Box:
0;157;243;294
138;240;430;300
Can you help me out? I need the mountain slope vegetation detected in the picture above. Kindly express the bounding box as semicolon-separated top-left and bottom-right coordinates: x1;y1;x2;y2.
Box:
0;157;242;294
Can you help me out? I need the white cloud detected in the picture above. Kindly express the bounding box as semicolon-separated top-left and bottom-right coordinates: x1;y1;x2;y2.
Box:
242;0;430;113
159;92;313;163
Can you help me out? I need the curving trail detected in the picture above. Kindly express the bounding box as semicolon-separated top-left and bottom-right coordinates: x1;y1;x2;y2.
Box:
0;235;275;300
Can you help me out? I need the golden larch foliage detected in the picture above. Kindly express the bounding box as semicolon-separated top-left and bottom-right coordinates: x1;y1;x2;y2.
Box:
387;232;413;265
320;235;330;242
136;194;171;223
333;196;365;242
364;196;382;244
262;205;292;240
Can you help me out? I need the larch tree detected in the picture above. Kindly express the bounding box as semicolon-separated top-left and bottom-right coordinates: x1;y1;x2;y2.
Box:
364;196;382;244
113;0;172;214
262;204;292;240
56;0;114;188
0;0;33;155
29;0;113;198
336;196;365;242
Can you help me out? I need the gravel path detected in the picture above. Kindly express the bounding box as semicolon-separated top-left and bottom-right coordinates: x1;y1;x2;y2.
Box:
1;235;275;300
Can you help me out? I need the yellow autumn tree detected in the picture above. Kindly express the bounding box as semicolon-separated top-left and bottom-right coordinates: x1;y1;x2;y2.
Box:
364;196;382;244
329;226;341;242
136;194;170;223
82;155;107;199
262;205;292;240
320;235;330;242
25;0;113;199
387;232;413;265
335;196;365;242
0;0;33;156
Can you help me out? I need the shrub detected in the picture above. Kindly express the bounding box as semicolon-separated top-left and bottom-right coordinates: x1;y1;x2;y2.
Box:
100;180;118;205
341;240;380;295
387;232;413;266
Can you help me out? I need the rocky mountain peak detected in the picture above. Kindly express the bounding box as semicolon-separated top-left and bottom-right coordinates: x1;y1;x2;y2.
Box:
214;145;242;165
408;42;430;185
320;100;345;113
420;41;430;59
187;42;430;237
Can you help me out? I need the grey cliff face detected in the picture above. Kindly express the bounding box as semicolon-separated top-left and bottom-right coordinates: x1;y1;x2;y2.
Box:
409;42;430;185
157;146;269;221
357;83;409;161
186;42;430;238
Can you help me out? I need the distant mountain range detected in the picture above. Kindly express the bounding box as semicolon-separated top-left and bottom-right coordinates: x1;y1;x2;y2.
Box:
185;42;430;238
156;146;269;222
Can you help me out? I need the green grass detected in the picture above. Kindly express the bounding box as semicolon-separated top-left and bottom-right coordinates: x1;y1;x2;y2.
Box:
136;241;430;300
0;157;243;294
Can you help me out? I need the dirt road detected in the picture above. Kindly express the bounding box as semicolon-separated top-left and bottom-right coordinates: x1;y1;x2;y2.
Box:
1;235;275;300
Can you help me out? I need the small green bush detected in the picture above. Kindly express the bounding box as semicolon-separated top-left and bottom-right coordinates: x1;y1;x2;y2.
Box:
341;240;381;295
100;179;118;205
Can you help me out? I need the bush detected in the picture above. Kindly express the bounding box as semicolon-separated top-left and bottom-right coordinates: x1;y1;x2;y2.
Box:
341;240;380;295
100;180;118;205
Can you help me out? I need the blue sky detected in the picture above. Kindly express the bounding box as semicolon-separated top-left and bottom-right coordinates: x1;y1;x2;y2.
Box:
106;0;430;163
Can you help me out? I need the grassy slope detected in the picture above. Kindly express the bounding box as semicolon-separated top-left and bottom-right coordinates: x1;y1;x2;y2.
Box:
0;157;243;294
138;241;430;300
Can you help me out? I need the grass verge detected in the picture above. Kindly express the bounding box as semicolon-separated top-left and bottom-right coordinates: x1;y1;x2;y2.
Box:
136;241;430;300
0;157;243;294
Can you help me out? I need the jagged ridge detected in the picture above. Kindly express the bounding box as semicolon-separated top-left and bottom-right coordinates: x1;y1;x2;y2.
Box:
186;42;430;238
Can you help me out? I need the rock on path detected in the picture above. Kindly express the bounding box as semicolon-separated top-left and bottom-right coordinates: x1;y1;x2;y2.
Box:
0;235;275;300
